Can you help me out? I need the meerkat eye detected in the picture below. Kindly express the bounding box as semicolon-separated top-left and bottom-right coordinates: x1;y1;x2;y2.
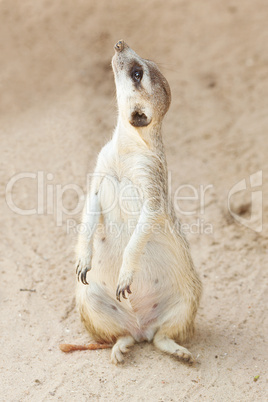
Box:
131;68;143;83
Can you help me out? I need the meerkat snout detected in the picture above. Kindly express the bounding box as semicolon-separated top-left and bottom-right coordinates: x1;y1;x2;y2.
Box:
114;40;125;52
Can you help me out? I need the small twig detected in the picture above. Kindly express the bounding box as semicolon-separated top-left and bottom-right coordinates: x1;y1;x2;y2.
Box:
20;289;36;292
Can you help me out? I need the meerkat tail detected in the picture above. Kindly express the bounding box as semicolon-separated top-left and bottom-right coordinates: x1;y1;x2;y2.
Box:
59;343;113;353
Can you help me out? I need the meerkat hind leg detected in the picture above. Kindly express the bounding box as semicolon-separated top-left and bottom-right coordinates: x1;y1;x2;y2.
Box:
111;335;135;364
153;332;194;363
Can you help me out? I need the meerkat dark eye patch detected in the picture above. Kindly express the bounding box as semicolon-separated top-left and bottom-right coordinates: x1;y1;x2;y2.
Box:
130;111;150;127
130;64;143;85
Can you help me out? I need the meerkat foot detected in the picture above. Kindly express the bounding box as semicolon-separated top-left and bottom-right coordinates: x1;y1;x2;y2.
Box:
111;336;135;364
153;333;194;363
76;256;92;285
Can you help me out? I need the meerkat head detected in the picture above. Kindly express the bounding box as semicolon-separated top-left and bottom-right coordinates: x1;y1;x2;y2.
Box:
112;40;171;129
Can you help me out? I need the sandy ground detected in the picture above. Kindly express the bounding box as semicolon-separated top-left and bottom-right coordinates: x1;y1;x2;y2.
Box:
1;0;267;401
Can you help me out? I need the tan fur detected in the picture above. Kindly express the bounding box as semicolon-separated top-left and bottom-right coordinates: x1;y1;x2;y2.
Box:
75;40;202;364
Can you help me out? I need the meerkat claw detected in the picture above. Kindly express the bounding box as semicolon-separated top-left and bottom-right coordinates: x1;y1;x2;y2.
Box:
116;285;121;302
116;285;132;302
80;267;90;285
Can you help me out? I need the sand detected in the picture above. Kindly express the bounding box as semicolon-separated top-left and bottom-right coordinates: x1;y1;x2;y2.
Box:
1;0;267;400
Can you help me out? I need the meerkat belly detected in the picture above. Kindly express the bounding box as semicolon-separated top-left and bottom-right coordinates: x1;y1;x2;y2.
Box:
83;256;180;343
85;215;181;341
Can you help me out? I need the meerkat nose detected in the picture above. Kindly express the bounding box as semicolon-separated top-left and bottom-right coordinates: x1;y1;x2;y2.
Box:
114;40;125;52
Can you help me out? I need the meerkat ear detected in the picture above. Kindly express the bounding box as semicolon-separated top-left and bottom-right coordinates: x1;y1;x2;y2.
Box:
130;111;150;127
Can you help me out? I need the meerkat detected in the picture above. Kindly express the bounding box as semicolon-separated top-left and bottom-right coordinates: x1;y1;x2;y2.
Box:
73;40;202;364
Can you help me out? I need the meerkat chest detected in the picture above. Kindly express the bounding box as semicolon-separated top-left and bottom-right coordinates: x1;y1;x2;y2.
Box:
98;151;153;222
98;172;143;223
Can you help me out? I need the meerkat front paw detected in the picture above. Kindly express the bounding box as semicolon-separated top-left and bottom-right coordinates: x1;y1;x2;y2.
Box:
76;255;92;285
116;270;133;302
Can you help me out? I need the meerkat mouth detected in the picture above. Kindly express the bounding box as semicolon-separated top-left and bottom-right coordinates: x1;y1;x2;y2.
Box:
130;111;151;127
